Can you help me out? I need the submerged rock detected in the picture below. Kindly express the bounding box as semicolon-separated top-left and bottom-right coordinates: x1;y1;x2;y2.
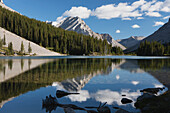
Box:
121;98;133;104
140;87;165;95
56;90;80;98
135;91;170;113
137;93;156;101
85;102;111;113
42;95;58;106
42;95;59;113
97;102;111;113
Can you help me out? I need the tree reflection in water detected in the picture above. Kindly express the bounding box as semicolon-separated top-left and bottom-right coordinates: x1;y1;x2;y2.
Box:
0;58;169;113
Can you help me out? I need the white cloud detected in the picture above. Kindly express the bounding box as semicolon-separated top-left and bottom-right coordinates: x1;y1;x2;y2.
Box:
131;81;139;85
148;1;164;12
54;0;170;23
122;17;132;20
153;21;164;26
116;75;120;79
116;30;120;33
52;16;66;26
137;17;144;19
161;0;170;12
68;90;90;102
140;0;170;13
153;83;164;88
92;2;142;20
141;0;157;11
92;89;141;105
132;24;140;28
63;6;92;19
163;16;170;19
132;0;147;9
161;7;170;12
145;12;162;17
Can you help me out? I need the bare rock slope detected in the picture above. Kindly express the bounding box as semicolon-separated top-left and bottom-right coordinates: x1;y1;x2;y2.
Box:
0;27;62;56
101;34;126;50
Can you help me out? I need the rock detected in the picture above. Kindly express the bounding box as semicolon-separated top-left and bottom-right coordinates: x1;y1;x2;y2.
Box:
42;95;58;113
122;95;126;97
64;107;75;113
97;102;111;113
137;93;156;101
121;98;133;104
56;90;80;98
140;87;165;95
42;95;58;106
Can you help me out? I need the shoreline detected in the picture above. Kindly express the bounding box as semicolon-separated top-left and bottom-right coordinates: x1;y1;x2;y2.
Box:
0;55;169;59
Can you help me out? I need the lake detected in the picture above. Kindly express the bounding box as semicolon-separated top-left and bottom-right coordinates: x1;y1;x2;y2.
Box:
0;56;169;113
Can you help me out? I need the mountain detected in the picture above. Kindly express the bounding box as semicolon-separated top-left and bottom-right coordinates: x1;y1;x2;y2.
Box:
101;34;126;50
55;16;102;40
117;36;145;49
144;19;170;43
1;3;112;55
51;16;126;50
125;19;170;53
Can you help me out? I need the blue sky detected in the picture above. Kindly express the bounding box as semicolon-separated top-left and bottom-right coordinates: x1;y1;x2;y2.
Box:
4;0;170;40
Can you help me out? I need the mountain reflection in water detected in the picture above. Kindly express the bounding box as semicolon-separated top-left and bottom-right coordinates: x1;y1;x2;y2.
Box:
0;58;169;113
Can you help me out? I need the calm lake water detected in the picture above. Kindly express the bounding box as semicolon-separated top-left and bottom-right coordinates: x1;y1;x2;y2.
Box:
0;56;169;113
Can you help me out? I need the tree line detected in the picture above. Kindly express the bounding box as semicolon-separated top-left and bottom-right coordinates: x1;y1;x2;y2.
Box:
137;40;170;56
0;6;114;55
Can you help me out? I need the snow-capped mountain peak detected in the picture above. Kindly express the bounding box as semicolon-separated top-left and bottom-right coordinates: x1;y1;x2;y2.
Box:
53;16;102;39
49;16;126;50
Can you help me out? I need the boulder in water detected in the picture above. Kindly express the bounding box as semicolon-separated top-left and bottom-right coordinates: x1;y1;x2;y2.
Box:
121;98;133;104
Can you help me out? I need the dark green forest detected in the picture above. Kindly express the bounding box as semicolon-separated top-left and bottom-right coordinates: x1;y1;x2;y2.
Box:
0;6;112;55
137;40;170;56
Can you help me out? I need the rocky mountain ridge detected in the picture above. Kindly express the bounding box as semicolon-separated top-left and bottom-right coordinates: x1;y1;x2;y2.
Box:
50;16;126;50
117;36;146;49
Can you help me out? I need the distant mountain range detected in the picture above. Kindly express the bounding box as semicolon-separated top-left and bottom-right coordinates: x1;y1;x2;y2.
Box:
117;36;146;49
101;34;126;50
49;16;126;50
50;16;170;52
125;19;170;53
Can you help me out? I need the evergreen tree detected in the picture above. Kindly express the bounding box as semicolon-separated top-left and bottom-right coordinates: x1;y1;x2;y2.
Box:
7;42;14;55
3;34;6;45
28;42;32;54
137;41;165;56
0;38;3;48
20;41;24;54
